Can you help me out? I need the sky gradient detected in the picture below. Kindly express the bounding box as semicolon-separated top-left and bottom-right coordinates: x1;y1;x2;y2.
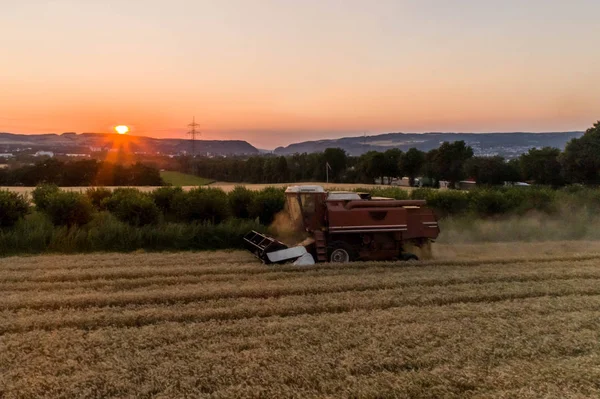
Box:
2;0;599;149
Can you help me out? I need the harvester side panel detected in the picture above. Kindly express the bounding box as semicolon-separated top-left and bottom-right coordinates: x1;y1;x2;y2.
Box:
324;199;440;262
326;202;409;234
403;208;440;240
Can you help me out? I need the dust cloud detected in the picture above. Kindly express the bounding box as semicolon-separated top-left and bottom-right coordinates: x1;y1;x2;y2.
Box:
268;206;600;260
438;209;600;244
269;209;309;246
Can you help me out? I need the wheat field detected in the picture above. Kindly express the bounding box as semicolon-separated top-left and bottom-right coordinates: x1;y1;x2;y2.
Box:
0;182;409;196
2;242;600;398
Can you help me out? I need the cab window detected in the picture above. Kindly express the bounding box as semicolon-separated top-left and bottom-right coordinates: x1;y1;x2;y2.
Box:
300;193;316;215
286;196;303;225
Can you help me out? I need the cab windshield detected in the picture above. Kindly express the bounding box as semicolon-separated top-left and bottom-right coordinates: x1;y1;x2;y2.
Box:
286;195;304;227
300;193;316;215
286;193;317;230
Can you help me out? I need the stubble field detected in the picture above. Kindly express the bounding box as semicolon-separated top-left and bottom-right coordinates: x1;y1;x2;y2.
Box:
2;241;600;398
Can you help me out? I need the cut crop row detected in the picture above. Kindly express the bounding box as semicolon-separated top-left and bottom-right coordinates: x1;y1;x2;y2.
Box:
3;301;599;398
3;252;600;285
3;277;600;333
3;260;600;309
3;260;600;297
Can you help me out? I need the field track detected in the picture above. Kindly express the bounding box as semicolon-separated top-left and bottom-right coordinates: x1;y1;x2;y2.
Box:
2;241;600;398
0;182;409;195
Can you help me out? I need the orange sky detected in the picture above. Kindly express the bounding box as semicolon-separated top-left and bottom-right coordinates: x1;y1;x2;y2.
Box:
1;1;599;149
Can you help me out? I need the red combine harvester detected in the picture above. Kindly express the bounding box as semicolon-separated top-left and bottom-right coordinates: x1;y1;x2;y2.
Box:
244;185;440;265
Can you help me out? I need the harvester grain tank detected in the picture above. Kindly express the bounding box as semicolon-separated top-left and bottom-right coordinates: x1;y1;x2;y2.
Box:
244;185;439;264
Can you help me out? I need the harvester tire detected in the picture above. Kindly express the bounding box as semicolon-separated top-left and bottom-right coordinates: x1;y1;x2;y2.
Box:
401;253;419;262
328;241;356;263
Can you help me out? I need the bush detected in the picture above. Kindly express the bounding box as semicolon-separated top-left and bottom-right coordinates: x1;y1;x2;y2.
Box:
228;186;255;219
249;187;285;224
173;188;231;224
410;188;437;202
0;190;30;228
44;191;94;226
411;189;469;216
103;189;160;226
469;189;513;216
365;187;410;200
0;212;266;255
151;186;183;215
557;186;600;213
503;187;557;214
102;188;140;213
31;184;60;211
86;187;113;210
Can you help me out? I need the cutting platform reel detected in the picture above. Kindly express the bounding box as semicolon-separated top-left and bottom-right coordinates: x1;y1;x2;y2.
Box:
243;231;315;265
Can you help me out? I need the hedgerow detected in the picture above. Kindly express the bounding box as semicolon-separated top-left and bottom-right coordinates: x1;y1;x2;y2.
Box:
0;212;265;255
173;188;231;224
42;191;94;226
3;184;600;255
248;187;286;224
0;190;30;228
103;189;160;226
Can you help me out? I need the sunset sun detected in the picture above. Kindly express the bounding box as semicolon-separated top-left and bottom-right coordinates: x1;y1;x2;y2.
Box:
115;125;129;135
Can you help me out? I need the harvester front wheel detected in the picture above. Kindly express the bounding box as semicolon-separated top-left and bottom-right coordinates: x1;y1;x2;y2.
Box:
328;241;356;263
401;253;419;262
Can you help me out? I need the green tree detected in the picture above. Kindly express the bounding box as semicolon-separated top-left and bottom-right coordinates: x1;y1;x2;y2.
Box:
246;157;265;183
32;184;60;211
129;163;164;186
44;191;94;226
323;148;347;182
431;141;474;188
307;153;326;181
560;121;600;184
368;152;387;183
519;147;564;186
262;157;280;183
62;160;100;186
383;149;402;184
464;156;512;186
400;148;425;186
276;156;289;183
0;191;29;228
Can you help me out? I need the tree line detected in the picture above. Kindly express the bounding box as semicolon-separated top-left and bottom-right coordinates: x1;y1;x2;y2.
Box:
179;121;600;188
2;121;598;188
0;159;164;186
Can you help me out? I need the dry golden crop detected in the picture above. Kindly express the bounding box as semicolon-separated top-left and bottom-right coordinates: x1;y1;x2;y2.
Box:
0;182;406;196
2;241;600;398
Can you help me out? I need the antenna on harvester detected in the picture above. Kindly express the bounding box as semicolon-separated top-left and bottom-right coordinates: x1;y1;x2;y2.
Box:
187;116;201;156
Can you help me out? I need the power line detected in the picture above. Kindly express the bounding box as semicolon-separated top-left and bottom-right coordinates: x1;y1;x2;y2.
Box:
187;116;201;156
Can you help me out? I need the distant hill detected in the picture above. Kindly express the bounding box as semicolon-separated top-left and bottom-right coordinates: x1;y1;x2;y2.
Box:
273;132;585;158
0;132;259;156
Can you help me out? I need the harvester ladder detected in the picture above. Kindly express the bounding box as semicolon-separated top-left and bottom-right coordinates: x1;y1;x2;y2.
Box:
314;230;327;262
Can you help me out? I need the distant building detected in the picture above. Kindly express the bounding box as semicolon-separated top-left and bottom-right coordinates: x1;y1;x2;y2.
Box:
374;177;411;186
34;151;54;157
0;164;9;169
65;153;90;157
504;181;531;187
416;177;438;188
0;153;14;158
457;180;477;190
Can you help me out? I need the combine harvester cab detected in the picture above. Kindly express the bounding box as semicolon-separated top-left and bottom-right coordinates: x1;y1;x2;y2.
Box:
244;185;440;265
